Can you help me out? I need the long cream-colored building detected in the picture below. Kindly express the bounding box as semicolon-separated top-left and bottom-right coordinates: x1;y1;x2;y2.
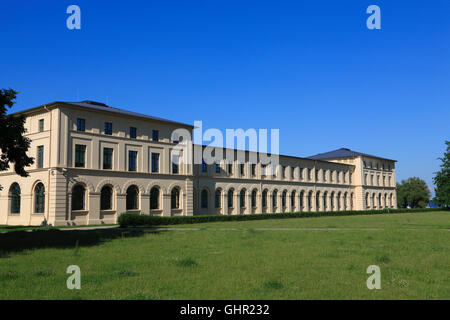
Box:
0;101;397;226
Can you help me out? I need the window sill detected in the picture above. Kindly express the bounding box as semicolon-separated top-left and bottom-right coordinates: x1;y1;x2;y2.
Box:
171;209;183;215
71;210;88;214
100;210;115;214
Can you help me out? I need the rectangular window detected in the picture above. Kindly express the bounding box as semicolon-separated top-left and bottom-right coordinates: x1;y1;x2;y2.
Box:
202;159;207;172
128;151;137;171
39;119;44;132
215;163;221;173
251;164;256;176
37;145;44;168
228;163;233;174
152;130;159;141
261;164;266;176
104;122;112;135
240;163;245;176
76;118;85;131
151;153;159;173
172;155;179;174
75;145;86;168
130;127;137;139
103;147;113;169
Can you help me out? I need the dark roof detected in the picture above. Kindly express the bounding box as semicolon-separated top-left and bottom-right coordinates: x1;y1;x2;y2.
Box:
13;100;194;128
198;145;353;166
308;148;396;162
64;100;194;128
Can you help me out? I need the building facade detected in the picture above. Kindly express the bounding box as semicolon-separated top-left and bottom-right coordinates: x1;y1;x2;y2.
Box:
0;101;397;226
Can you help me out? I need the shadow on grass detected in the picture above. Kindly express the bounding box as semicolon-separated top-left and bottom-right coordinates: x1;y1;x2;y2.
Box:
0;228;158;258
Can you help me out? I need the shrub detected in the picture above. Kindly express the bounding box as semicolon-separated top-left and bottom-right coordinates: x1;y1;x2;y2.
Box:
118;207;445;228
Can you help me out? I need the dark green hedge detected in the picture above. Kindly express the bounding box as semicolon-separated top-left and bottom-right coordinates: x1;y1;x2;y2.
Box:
118;207;445;227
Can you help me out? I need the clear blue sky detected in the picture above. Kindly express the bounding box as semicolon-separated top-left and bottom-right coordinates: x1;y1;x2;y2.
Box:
1;0;449;194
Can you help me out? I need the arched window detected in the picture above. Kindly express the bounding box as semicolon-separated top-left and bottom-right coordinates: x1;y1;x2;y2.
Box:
291;191;296;209
337;192;341;211
251;190;257;207
272;190;278;208
240;189;246;208
282;190;287;207
351;193;354;210
378;194;381;208
171;187;180;209
34;182;45;213
72;184;86;210
343;193;347;210
316;191;320;210
300;191;304;209
262;190;267;207
150;187;160;209
323;192;327;210
307;191;312;209
366;193;370;208
215;189;221;208
330;192;334;210
201;189;208;208
100;185;113;210
9;183;21;214
126;185;139;210
227;189;234;208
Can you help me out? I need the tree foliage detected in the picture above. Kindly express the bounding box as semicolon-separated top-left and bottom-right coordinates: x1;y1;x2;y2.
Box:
0;89;34;186
433;141;450;208
396;177;431;208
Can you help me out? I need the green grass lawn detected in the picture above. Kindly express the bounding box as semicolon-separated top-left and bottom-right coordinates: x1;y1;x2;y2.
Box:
0;211;449;299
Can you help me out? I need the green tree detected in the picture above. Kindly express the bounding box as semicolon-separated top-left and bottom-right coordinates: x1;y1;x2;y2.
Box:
433;141;450;208
0;89;34;189
396;177;431;208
